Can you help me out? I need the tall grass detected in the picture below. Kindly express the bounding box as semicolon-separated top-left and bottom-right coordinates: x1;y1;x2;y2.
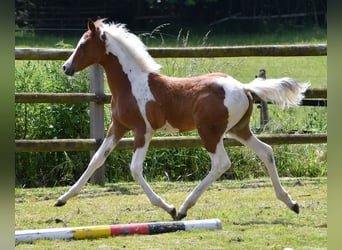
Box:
15;61;91;187
141;26;326;47
15;25;327;48
15;28;327;187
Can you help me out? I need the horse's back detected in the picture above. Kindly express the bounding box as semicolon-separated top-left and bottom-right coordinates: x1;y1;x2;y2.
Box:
146;73;249;134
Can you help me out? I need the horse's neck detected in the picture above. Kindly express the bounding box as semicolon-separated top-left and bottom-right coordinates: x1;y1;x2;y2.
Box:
100;54;131;97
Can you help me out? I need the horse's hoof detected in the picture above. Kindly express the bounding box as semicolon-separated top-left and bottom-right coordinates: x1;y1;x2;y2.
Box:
291;203;299;214
54;200;66;207
175;213;187;221
169;207;177;220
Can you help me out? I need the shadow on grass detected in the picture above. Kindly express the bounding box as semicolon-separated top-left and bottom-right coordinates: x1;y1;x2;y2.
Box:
76;184;141;200
105;185;140;196
232;219;301;227
105;182;145;195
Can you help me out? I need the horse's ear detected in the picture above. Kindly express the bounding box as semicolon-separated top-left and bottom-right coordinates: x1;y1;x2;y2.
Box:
87;18;96;33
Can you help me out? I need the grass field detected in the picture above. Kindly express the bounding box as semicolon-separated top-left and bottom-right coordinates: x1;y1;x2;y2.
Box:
15;25;327;182
15;178;327;249
15;26;327;248
15;25;326;48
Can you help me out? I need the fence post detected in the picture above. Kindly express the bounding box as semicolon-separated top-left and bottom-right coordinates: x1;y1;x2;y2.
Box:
256;69;269;129
89;64;105;186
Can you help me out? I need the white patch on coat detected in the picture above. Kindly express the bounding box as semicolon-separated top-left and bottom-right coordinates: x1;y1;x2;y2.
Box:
215;76;249;131
99;22;162;131
64;36;86;69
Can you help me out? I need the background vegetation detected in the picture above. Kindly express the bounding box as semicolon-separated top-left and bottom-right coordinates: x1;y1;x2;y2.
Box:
15;0;327;187
14;2;327;249
15;0;326;33
15;28;327;187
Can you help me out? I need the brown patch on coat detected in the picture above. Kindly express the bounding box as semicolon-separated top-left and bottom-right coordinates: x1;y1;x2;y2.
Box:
229;90;254;140
101;54;147;149
147;72;229;153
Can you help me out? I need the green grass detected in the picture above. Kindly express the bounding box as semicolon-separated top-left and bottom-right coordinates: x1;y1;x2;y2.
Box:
15;178;327;249
15;26;327;186
142;26;327;47
15;54;327;186
15;26;326;48
15;25;327;249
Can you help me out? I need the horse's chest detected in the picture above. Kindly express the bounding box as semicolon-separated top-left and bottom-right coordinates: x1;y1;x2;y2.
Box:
110;83;151;130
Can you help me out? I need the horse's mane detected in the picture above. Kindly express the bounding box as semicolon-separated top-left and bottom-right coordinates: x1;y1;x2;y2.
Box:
99;22;161;74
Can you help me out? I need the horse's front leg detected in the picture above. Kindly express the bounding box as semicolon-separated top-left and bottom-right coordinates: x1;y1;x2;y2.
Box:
130;132;177;219
55;123;124;206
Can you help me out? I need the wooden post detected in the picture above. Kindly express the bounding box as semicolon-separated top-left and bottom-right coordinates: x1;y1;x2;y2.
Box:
89;64;105;186
256;69;269;129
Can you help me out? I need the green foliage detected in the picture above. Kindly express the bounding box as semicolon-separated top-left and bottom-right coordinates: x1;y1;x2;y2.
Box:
15;30;327;187
15;61;91;187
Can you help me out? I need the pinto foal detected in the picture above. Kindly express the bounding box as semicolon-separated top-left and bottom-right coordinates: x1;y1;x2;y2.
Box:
57;19;308;220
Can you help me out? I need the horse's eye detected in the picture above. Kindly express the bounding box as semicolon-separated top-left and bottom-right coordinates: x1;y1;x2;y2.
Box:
79;43;87;49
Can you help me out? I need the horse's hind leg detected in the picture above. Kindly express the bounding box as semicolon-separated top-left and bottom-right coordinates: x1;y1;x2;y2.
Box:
229;128;299;214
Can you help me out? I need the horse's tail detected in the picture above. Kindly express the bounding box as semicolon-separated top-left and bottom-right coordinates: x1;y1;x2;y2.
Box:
244;77;309;108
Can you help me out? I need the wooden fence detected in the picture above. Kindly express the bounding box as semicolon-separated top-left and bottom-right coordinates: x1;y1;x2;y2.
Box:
15;45;327;184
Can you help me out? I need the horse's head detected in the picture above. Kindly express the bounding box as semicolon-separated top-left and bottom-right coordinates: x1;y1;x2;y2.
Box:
63;19;107;76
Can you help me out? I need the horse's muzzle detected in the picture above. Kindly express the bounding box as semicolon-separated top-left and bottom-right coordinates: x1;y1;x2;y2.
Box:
62;64;75;76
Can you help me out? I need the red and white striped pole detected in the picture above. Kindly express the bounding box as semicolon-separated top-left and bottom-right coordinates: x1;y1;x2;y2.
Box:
16;218;222;242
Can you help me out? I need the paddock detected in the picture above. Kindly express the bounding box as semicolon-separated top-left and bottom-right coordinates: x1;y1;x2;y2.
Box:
15;178;327;248
16;44;326;248
15;45;327;184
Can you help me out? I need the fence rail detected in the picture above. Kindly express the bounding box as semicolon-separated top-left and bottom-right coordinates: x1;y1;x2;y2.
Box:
15;44;327;60
15;88;327;104
15;133;327;153
15;45;327;184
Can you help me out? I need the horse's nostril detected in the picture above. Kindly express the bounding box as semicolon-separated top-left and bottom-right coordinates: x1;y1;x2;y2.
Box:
62;64;75;76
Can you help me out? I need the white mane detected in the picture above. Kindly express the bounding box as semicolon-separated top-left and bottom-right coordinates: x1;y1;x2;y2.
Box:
99;22;161;74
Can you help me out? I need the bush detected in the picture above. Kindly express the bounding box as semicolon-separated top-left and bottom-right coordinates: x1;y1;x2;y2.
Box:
15;61;90;187
15;60;327;188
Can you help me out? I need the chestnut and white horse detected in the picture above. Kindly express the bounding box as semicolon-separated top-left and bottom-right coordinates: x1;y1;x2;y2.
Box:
57;18;308;220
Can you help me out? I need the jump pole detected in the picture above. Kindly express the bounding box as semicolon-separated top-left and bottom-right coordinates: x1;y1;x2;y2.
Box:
16;218;222;242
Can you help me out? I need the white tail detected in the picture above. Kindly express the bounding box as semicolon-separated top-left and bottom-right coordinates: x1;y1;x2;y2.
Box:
245;77;310;108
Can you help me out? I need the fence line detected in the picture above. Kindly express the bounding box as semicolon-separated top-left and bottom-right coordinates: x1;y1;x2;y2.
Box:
15;45;327;184
15;133;327;153
15;93;111;104
15;88;327;104
15;44;327;60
